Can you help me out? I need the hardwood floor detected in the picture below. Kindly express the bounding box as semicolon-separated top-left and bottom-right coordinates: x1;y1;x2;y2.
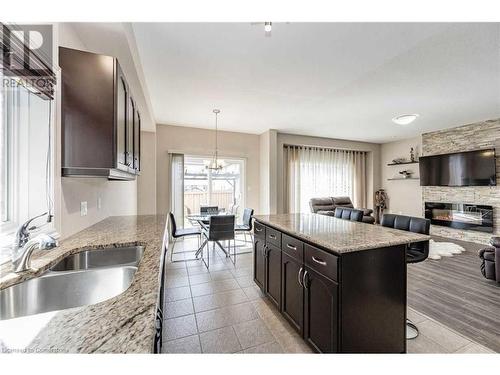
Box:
407;236;500;352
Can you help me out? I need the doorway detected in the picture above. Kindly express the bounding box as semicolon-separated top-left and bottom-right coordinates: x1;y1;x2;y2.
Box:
184;155;245;224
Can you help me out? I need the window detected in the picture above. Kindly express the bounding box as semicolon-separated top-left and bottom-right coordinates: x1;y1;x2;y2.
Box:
1;72;11;226
0;77;54;263
284;145;367;213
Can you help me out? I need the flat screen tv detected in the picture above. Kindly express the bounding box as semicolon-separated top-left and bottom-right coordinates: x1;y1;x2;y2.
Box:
419;149;496;187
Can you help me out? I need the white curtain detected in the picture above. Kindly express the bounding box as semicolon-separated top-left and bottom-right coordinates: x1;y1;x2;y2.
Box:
284;145;367;213
169;153;184;227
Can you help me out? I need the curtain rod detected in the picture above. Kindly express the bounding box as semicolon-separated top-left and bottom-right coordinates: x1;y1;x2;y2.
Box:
283;144;367;154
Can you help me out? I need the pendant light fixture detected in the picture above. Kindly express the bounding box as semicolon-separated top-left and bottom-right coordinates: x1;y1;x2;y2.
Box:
206;109;225;172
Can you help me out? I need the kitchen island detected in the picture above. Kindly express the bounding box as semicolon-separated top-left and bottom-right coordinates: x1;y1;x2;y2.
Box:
0;215;167;353
252;213;430;353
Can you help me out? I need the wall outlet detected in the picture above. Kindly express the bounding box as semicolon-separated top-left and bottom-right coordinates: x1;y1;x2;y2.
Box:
97;197;102;210
80;201;88;217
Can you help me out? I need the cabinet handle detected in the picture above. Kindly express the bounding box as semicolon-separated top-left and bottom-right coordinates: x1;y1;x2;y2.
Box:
269;234;277;240
255;227;263;232
286;243;297;251
302;270;309;289
263;245;268;257
311;256;327;266
297;267;304;288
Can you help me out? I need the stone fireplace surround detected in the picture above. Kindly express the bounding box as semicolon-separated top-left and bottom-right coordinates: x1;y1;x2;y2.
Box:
422;118;500;244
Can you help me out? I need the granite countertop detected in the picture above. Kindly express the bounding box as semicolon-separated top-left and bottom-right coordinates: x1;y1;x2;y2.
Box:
0;215;166;353
253;213;430;255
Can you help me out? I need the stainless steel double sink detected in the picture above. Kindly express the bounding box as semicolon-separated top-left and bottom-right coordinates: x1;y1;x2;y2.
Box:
0;246;144;321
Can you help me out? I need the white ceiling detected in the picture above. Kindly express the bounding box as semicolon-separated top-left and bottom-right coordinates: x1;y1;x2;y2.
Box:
132;23;500;143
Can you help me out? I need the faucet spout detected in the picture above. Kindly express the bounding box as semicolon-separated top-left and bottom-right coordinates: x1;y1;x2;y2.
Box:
12;234;58;273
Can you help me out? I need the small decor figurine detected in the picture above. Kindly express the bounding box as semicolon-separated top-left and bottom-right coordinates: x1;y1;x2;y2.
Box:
374;189;389;224
399;170;412;179
410;147;415;162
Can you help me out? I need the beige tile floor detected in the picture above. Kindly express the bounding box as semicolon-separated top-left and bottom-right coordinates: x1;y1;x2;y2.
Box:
162;237;495;354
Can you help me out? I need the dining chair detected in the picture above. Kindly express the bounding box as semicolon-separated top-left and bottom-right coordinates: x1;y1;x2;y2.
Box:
200;206;219;215
229;204;240;216
168;212;202;263
235;208;254;244
201;215;236;267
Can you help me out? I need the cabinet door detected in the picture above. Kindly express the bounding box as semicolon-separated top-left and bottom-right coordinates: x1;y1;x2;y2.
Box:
253;237;266;291
133;110;141;172
303;267;338;353
126;96;135;169
281;253;304;334
116;70;128;169
265;243;281;309
60;47;115;169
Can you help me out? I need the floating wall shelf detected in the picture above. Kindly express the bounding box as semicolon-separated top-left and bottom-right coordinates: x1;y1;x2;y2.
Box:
387;161;419;166
387;177;420;181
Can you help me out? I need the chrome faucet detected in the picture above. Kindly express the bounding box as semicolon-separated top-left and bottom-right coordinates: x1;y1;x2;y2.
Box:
14;212;49;250
12;213;58;273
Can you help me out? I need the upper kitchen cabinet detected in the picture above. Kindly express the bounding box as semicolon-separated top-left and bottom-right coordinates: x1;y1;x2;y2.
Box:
60;47;141;180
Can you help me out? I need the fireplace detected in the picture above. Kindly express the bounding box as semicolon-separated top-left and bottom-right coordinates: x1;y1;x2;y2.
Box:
424;202;493;233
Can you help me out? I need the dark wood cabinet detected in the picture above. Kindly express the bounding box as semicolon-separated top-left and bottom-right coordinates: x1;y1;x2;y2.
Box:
281;253;304;334
253;220;407;353
264;243;281;309
253;223;282;309
60;46;141;180
134;111;141;171
303;267;338;353
116;66;128;170
126;95;135;171
253;236;266;290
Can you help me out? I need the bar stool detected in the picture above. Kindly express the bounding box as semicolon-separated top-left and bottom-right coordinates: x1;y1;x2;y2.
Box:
334;207;364;222
381;213;430;339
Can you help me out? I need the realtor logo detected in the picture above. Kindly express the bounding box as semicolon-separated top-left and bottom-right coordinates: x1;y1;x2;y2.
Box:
1;23;54;97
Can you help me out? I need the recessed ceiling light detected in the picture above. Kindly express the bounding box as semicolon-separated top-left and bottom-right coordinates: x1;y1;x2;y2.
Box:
392;114;419;125
264;22;272;33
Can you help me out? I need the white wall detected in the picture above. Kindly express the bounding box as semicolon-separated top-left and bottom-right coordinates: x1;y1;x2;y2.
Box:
55;23;139;238
137;131;157;214
380;136;423;217
259;130;278;214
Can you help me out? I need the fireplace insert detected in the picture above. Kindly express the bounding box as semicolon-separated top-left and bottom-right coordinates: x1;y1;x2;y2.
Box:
424;202;493;233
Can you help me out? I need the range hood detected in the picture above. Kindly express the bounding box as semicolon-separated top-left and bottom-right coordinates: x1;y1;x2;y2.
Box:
62;168;136;181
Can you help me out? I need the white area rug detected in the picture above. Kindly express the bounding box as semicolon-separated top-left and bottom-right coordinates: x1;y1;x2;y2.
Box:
428;240;466;260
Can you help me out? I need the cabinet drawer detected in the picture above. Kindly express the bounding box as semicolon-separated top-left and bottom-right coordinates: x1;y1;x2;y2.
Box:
304;245;338;282
281;234;304;261
254;221;266;238
266;227;281;248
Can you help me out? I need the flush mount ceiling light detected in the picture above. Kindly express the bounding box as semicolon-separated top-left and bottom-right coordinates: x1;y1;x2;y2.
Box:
250;22;274;37
392;114;419;125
